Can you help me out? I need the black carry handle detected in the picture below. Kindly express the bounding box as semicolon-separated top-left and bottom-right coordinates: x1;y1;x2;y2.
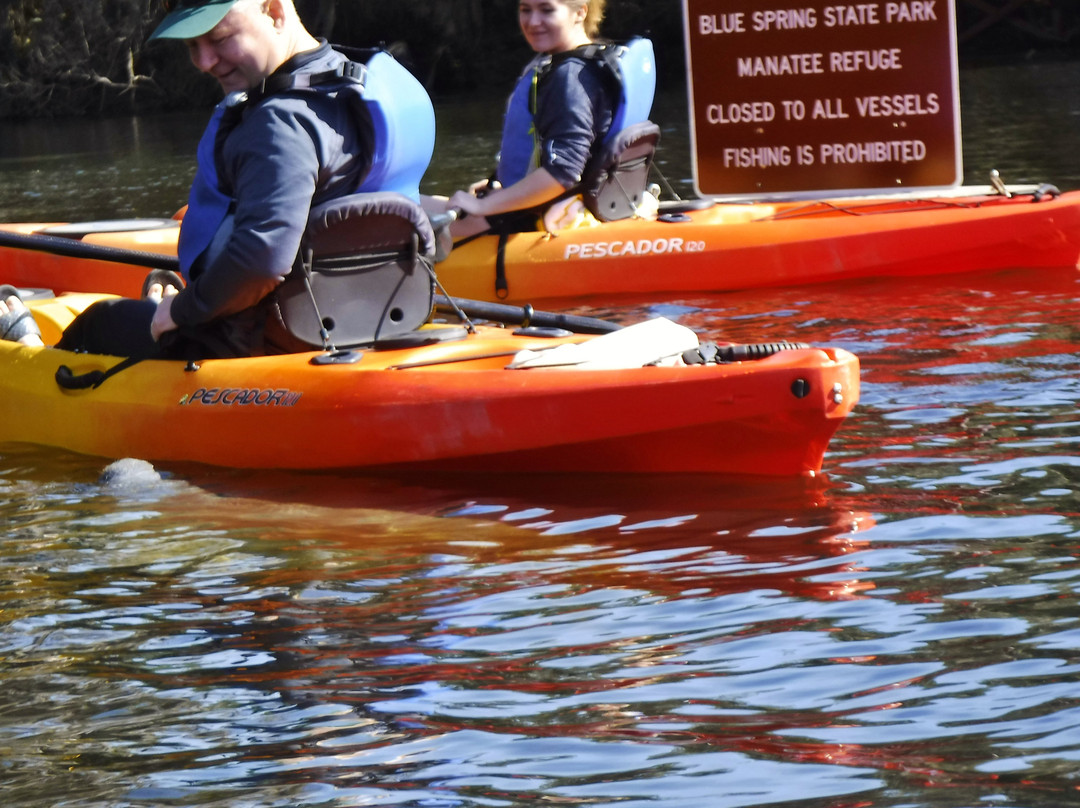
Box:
683;341;811;365
55;365;107;390
55;356;143;390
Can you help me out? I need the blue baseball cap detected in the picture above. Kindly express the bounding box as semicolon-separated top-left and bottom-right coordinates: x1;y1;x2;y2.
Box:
149;0;244;41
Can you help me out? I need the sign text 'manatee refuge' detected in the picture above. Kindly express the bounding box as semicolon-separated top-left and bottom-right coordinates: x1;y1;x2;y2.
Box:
682;0;961;198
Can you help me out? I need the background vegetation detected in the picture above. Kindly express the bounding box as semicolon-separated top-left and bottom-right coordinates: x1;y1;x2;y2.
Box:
1;0;1078;118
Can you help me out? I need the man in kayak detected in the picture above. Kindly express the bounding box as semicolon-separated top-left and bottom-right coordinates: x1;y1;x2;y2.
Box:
0;0;387;357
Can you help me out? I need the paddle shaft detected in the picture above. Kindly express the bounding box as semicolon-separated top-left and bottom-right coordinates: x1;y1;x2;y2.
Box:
434;296;620;334
0;226;622;334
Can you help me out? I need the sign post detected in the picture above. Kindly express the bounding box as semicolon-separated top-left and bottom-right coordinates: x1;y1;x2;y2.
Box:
683;0;961;199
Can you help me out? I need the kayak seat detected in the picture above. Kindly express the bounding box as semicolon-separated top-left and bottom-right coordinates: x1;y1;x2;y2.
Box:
275;192;437;350
580;121;660;222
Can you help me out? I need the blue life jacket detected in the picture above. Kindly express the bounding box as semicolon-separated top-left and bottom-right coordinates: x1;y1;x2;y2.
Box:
177;51;435;280
495;54;545;189
495;37;656;188
177;93;242;279
355;51;436;200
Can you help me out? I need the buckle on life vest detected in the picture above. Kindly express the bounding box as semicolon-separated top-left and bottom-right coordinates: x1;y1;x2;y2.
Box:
339;60;366;85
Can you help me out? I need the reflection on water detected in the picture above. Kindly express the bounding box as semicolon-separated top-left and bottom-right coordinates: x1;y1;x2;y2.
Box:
0;113;205;221
3;62;1080;807
961;61;1080;189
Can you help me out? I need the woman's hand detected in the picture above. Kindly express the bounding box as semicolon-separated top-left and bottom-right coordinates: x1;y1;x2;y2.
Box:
447;169;568;224
448;189;489;218
468;178;500;196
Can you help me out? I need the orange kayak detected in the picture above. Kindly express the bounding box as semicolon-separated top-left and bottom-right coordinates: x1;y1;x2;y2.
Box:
3;184;1078;303
0;293;859;476
438;184;1080;302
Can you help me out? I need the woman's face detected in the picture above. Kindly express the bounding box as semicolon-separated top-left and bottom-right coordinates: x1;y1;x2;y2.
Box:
518;0;589;54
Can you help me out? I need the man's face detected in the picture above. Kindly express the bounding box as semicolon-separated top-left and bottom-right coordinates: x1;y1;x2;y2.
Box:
185;1;285;93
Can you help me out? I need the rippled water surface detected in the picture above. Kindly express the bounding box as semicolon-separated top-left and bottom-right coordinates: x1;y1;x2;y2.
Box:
3;61;1080;807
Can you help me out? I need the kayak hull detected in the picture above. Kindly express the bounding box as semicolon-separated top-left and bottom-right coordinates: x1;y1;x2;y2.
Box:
4;187;1077;303
0;295;859;476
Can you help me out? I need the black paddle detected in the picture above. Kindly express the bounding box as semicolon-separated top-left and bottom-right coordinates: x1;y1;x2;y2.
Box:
0;225;622;334
0;227;180;271
433;295;619;335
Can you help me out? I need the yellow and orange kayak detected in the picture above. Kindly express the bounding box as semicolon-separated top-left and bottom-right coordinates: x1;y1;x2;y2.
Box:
0;293;859;476
2;185;1078;303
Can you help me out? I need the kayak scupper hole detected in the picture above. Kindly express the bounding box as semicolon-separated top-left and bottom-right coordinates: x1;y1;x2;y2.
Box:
389;308;405;322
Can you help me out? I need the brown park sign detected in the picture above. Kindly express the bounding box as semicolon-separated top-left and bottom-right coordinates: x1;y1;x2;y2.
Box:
683;0;961;198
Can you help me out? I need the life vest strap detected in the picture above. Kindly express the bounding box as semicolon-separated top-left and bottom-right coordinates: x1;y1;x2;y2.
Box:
252;60;368;103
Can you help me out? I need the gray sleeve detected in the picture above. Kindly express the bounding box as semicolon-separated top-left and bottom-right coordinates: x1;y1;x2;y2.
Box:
533;60;616;189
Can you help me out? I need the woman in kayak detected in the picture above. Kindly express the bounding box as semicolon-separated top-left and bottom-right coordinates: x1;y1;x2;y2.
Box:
427;0;617;238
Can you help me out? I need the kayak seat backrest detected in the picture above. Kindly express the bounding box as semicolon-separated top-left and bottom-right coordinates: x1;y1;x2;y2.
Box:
581;120;660;222
605;38;657;143
276;192;436;349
